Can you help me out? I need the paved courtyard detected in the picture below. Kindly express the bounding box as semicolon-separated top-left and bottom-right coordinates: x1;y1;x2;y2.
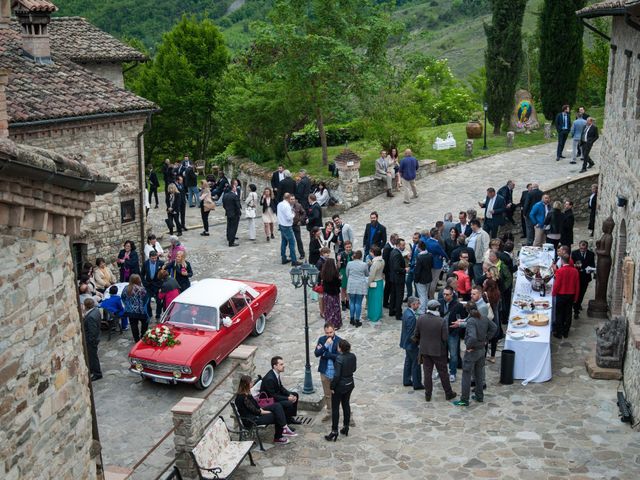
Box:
95;141;640;479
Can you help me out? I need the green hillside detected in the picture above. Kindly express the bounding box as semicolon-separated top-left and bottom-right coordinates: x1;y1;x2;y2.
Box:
52;0;560;80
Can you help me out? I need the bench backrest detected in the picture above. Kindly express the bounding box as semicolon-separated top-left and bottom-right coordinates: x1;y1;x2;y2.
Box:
192;418;230;469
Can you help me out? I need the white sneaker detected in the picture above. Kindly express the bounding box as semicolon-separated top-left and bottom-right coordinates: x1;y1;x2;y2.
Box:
449;374;456;382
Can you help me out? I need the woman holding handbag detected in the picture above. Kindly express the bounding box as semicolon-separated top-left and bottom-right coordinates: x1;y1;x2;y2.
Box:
260;187;277;241
234;375;295;445
199;179;215;237
116;240;140;282
165;250;193;292
325;339;357;442
245;184;259;241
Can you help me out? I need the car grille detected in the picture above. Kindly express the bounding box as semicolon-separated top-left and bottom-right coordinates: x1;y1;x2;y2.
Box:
136;359;179;373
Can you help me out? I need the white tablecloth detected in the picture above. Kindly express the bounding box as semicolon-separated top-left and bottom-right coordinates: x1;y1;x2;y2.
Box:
504;251;554;385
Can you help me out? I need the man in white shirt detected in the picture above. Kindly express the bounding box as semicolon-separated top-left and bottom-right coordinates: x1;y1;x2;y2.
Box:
466;219;490;281
277;193;301;266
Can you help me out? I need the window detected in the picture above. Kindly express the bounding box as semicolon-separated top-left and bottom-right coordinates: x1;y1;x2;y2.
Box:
120;199;135;224
165;302;218;329
609;45;617;95
219;300;235;320
231;293;248;312
623;50;632;108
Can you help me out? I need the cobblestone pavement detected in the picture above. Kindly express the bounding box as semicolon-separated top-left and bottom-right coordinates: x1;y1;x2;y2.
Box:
95;141;640;479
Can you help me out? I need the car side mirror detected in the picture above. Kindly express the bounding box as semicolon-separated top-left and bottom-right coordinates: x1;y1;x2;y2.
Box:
222;317;232;328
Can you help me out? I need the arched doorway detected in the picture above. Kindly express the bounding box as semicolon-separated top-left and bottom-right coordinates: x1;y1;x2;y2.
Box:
612;219;627;315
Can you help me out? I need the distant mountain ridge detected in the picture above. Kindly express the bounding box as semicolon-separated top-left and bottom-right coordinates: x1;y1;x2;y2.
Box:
53;0;549;79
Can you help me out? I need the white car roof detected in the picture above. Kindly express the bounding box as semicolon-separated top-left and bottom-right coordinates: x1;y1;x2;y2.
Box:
173;278;259;308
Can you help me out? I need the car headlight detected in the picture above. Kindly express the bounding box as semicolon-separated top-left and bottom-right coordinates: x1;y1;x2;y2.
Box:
173;371;182;379
135;363;144;372
181;366;192;374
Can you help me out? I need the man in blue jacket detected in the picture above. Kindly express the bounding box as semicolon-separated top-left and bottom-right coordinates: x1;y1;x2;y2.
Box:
555;105;572;161
399;149;419;204
314;323;341;423
478;187;506;239
421;228;449;299
529;193;551;247
400;297;424;390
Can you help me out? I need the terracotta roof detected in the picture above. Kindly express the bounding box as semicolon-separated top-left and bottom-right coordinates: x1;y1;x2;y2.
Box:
0;27;157;124
576;0;626;17
49;17;147;63
12;0;58;13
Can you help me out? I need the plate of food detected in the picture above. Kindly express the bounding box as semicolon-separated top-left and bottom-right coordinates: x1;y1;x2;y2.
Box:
511;317;529;328
534;300;551;310
507;330;525;340
527;313;550;326
524;330;540;338
513;299;534;309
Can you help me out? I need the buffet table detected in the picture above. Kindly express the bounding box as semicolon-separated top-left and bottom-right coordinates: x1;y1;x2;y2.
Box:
504;248;555;385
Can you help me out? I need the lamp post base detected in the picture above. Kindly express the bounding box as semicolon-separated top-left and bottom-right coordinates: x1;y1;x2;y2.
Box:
302;365;315;394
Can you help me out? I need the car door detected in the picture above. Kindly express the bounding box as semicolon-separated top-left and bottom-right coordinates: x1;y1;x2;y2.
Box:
230;293;254;340
217;299;241;362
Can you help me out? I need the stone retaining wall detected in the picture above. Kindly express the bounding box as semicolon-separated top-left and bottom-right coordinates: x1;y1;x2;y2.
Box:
356;159;437;205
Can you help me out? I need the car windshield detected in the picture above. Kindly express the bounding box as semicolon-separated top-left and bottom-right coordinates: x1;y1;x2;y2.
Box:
163;302;218;330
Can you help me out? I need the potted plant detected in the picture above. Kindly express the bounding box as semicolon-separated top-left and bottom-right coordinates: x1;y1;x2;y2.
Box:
466;113;483;139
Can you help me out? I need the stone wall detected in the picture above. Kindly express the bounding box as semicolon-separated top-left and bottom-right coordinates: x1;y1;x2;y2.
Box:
80;62;125;88
595;17;640;423
10;115;148;263
0;170;100;478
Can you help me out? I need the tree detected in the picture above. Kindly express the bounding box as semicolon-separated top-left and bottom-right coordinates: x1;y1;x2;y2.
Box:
538;0;586;121
484;0;527;134
131;15;229;162
249;0;396;165
576;17;610;107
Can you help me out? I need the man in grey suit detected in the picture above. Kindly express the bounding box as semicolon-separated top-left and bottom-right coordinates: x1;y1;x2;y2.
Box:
83;298;103;381
375;150;394;198
413;300;457;402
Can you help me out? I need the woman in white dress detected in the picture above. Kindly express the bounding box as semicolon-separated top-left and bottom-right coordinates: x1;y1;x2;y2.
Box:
245;184;259;241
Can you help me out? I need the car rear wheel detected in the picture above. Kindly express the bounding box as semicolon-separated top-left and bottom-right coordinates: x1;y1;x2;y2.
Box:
252;314;266;336
196;363;215;390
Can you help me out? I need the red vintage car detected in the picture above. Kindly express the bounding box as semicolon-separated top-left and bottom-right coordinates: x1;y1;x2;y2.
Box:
128;278;277;389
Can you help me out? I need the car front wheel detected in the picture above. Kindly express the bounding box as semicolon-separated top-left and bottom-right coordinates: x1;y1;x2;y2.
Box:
195;363;215;390
251;314;266;336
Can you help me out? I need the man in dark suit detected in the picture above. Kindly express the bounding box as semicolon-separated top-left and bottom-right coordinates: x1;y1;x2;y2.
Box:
295;169;312;210
400;297;424;389
261;356;300;424
478;187;506;239
413;241;433;314
389;238;407;320
142;250;165;319
523;183;543;245
414;299;457;402
174;176;188;231
382;234;397;309
579;117;599;173
212;171;229;199
148;167;160;208
277;170;296;203
222;184;241;247
497;180;516;225
83;298;103;381
555;104;571;161
588;184;597;235
561;200;575;248
571;241;595;318
454;211;472;237
271;165;285;200
306;194;323;234
518;183;532;238
363;211;387;257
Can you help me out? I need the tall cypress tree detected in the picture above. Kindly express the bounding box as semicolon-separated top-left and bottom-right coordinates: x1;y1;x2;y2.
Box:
484;0;527;134
539;0;586;122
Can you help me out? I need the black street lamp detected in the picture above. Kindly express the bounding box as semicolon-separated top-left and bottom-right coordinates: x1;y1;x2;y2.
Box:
483;102;488;150
290;262;319;394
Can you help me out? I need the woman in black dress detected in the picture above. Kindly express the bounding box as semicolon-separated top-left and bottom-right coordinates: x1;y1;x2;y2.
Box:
308;227;322;266
234;374;294;445
116;240;140;282
325;339;357;441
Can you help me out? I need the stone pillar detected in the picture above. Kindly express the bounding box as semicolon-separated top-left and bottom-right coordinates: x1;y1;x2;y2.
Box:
229;344;258;378
465;139;473;156
543;123;552;139
172;397;206;480
334;149;361;209
506;131;515;147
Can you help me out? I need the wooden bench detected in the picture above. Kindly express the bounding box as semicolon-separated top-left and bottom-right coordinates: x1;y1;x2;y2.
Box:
186;416;255;480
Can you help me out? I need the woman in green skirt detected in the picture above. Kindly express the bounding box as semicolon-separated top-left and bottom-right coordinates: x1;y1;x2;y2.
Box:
367;245;385;322
338;240;353;311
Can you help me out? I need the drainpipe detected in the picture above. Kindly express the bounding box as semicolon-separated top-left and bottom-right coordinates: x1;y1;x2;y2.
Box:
137;112;153;251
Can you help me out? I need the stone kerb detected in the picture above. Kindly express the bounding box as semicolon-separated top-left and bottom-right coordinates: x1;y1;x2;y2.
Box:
171;344;258;480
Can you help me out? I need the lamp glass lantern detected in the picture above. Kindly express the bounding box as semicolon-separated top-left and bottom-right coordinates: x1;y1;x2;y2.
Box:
290;267;302;287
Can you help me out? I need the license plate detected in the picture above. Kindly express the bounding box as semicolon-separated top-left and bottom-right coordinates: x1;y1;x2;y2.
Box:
152;377;171;384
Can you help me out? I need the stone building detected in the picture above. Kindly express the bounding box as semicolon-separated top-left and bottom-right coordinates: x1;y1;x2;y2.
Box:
577;0;640;422
0;65;117;477
0;0;157;269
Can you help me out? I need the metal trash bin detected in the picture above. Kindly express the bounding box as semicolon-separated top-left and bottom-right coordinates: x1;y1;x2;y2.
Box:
500;349;515;385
